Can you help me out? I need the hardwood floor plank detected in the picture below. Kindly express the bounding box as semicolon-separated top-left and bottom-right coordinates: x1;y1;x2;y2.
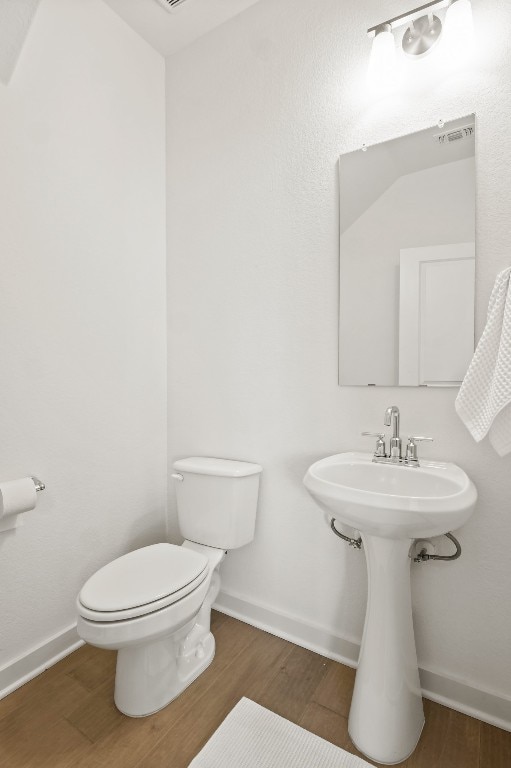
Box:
439;707;480;768
299;700;389;768
65;679;125;744
299;701;352;750
75;616;276;768
65;611;248;747
0;709;92;768
65;647;116;693
48;643;94;675
135;629;294;768
480;721;511;768
311;659;356;718
252;643;329;724
404;699;479;768
0;645;93;724
210;609;228;630
0;670;89;742
309;707;395;768
1;614;508;768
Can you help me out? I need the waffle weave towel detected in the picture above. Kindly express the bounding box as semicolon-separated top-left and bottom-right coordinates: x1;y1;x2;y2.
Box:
455;267;511;456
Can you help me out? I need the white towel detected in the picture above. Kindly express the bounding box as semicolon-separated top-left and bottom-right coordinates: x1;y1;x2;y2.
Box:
189;698;375;767
455;267;511;456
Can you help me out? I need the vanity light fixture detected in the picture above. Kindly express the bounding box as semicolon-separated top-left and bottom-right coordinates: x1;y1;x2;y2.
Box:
442;0;475;52
367;0;474;86
366;23;398;91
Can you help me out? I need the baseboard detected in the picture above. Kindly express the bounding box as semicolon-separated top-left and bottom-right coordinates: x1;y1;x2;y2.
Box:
2;596;509;733
419;667;511;733
215;588;360;669
0;624;83;700
214;589;511;732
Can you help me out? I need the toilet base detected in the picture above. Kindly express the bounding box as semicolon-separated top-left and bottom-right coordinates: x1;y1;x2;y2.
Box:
114;629;215;717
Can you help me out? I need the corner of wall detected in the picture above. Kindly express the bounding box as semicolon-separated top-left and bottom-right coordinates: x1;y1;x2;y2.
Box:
0;0;41;85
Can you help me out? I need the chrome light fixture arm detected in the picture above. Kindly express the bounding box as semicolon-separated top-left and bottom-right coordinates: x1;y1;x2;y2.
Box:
367;0;473;62
367;0;451;38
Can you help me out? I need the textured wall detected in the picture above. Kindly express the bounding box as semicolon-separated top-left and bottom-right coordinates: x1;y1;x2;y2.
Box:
0;0;41;84
0;0;167;666
166;0;511;699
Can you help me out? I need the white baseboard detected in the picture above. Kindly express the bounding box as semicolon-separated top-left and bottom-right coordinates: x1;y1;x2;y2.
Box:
0;624;83;701
419;667;511;733
214;589;511;733
2;597;509;734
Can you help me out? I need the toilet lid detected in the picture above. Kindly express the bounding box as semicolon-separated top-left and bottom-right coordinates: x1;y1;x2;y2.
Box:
79;543;208;614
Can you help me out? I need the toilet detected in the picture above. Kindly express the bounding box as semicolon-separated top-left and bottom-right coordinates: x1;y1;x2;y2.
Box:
76;457;262;717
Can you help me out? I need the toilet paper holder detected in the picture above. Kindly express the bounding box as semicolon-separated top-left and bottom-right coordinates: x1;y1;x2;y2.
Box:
31;476;45;492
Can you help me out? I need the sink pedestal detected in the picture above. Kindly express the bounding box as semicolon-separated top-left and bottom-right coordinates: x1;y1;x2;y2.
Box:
304;451;477;763
348;534;424;765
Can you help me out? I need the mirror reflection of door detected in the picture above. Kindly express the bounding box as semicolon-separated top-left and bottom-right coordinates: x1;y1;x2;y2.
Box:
398;244;475;386
338;116;476;387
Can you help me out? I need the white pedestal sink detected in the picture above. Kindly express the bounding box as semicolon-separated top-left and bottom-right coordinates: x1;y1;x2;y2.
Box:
303;452;477;765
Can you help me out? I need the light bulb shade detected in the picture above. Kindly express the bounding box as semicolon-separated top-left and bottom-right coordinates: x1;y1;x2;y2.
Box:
443;0;475;55
367;27;397;92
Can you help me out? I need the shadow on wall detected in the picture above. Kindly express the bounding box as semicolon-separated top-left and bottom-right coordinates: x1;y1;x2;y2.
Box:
0;0;42;85
126;507;168;551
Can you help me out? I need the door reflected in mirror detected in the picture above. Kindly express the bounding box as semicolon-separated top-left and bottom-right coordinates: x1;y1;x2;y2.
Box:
338;116;475;387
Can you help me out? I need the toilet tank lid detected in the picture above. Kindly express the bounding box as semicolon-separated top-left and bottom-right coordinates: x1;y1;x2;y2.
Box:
173;457;262;477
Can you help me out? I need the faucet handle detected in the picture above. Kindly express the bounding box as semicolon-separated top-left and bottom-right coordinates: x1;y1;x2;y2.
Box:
361;432;386;458
405;436;433;464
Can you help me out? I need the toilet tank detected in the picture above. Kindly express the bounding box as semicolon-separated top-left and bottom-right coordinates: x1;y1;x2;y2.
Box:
172;457;262;550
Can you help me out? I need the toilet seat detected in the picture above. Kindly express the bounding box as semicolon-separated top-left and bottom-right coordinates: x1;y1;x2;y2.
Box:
77;543;208;622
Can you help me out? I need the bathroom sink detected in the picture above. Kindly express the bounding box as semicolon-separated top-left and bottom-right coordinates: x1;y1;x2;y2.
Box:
304;450;477;763
303;452;477;539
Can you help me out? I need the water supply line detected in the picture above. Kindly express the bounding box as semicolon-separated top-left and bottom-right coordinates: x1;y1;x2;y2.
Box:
413;532;462;562
330;518;362;549
329;517;462;562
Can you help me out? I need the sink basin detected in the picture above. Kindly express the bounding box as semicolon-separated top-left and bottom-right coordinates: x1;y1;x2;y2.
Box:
303;451;477;765
303;451;477;539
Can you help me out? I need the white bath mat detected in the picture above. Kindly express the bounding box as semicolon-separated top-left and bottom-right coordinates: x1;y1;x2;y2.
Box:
189;697;375;768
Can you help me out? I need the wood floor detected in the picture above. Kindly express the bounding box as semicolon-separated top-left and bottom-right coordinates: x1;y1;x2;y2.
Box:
0;612;509;768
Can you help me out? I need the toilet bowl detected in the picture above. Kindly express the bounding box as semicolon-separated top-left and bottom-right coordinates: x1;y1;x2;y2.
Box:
77;541;224;716
76;457;261;717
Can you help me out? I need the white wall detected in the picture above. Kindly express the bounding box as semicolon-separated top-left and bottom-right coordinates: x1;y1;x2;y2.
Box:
0;0;41;84
166;0;511;703
0;0;167;669
340;158;475;385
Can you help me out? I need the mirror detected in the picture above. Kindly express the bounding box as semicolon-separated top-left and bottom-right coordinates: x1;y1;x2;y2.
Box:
338;116;475;387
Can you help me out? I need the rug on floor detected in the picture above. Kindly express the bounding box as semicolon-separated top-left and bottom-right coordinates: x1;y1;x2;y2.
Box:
189;697;375;768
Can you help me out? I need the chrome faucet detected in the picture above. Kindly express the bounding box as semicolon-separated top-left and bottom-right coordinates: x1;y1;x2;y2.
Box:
362;406;433;467
384;405;401;460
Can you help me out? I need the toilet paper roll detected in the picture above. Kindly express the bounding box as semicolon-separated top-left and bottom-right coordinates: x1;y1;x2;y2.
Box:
0;477;37;520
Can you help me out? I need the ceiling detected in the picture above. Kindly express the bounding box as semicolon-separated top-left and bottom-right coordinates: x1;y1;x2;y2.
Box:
104;0;262;57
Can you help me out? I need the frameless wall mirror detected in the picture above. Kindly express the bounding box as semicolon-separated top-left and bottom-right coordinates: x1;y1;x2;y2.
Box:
338;115;475;387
